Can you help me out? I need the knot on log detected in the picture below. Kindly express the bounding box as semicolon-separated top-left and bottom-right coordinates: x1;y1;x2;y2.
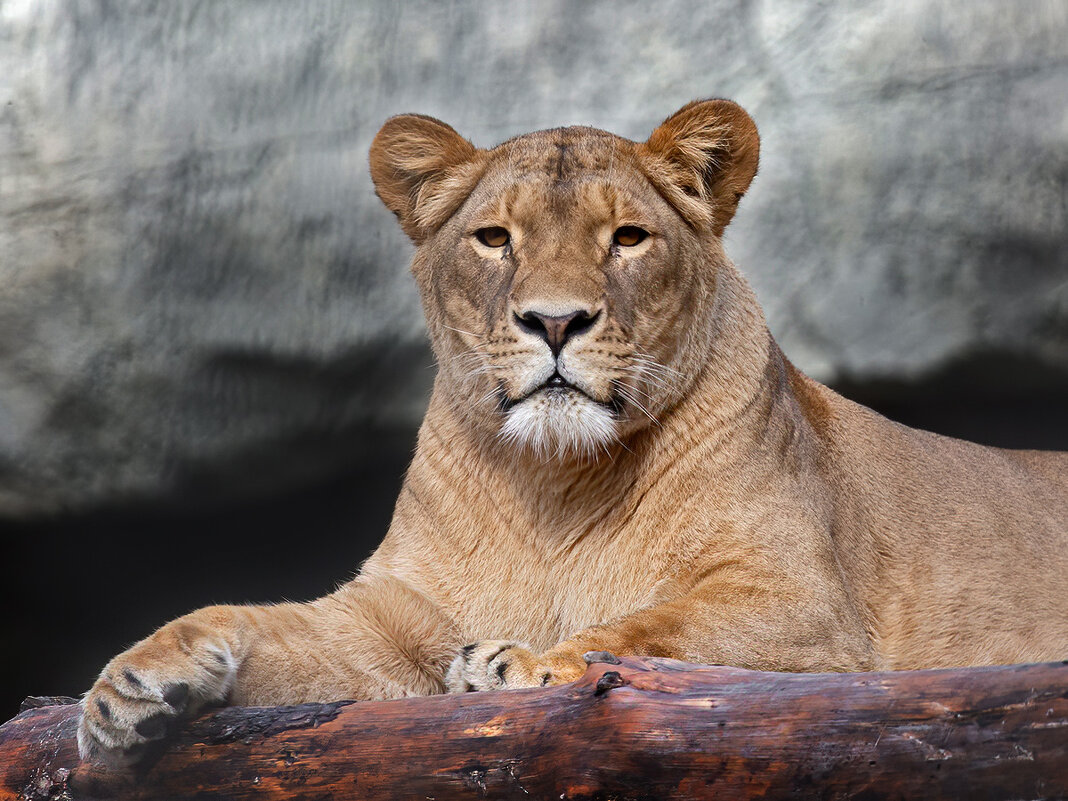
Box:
583;650;622;666
593;670;626;696
21;767;72;801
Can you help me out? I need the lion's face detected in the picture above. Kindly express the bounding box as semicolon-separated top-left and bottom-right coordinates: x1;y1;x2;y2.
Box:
371;101;759;459
416;132;712;459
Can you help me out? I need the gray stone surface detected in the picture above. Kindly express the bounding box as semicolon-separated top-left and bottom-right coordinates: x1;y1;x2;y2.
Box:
1;0;1066;515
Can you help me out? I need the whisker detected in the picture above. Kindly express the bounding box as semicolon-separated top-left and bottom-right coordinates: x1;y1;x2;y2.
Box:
442;324;483;339
624;384;660;406
623;368;671;394
467;363;508;376
476;385;504;407
632;366;678;390
631;351;685;378
619;354;685;404
616;384;660;426
617;364;673;399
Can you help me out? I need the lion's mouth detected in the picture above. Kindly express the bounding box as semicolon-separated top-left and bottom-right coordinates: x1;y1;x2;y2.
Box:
499;372;624;415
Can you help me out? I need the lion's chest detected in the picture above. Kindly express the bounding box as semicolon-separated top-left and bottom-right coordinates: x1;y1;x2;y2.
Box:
437;519;679;651
379;446;704;651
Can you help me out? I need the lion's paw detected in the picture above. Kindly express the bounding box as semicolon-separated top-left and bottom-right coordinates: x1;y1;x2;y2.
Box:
445;640;585;692
78;633;236;766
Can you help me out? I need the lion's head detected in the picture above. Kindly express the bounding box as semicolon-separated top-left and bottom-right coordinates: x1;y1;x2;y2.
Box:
370;100;759;459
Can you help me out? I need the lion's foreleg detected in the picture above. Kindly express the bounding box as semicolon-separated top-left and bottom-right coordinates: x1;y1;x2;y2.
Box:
79;574;460;764
447;579;875;691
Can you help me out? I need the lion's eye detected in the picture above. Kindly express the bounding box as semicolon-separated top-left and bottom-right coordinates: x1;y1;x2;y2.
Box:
475;227;510;248
613;226;648;247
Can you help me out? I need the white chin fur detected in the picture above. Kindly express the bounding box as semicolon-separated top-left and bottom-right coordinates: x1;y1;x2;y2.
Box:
499;390;617;459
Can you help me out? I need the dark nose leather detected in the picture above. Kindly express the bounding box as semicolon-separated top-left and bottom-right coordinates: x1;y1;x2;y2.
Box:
514;308;599;357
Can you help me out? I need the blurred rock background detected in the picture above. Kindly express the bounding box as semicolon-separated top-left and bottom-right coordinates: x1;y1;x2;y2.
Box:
1;0;1066;715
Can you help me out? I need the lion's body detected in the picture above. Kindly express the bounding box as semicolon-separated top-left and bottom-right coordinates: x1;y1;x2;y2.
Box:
365;352;1068;676
807;384;1068;668
78;101;1068;763
360;290;1068;680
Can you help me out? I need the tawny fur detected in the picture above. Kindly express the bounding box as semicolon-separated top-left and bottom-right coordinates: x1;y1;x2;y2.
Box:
78;99;1068;764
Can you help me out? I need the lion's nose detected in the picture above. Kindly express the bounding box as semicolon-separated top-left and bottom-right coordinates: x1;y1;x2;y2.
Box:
514;308;600;358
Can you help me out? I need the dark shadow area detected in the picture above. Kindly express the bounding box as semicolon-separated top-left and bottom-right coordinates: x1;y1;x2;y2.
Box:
832;351;1068;451
0;426;415;720
2;350;1066;719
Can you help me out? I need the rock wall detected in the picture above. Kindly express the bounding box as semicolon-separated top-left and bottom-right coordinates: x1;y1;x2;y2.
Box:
1;0;1066;515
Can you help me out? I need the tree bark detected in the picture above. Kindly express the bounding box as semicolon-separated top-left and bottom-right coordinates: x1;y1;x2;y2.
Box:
1;656;1066;801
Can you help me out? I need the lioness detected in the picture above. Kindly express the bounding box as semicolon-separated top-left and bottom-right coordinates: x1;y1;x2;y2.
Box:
79;99;1068;764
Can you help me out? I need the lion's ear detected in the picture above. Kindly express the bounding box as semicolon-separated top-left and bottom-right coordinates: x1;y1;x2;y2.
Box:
369;114;487;243
640;99;760;236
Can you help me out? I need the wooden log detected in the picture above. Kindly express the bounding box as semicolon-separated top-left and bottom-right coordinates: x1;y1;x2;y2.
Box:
1;656;1066;800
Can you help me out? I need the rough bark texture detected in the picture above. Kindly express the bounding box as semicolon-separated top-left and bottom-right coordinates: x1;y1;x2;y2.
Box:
1;657;1066;801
